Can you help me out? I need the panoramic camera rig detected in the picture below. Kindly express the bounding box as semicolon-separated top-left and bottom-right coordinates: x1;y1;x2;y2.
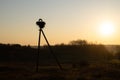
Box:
36;19;46;29
35;18;62;72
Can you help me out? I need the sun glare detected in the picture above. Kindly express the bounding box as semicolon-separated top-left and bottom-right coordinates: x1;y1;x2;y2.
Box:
99;21;115;36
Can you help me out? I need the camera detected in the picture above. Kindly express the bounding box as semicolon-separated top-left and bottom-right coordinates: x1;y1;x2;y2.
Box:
36;19;46;28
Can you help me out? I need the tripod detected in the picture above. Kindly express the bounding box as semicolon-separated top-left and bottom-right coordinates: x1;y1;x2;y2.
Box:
36;22;62;72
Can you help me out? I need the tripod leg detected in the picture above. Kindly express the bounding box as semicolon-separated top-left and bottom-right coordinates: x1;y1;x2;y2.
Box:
36;29;41;72
41;29;63;71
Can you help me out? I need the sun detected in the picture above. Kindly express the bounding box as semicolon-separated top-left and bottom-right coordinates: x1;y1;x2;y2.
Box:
99;21;115;36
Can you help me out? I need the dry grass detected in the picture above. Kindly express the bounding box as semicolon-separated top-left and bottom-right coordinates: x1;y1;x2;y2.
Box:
0;60;120;80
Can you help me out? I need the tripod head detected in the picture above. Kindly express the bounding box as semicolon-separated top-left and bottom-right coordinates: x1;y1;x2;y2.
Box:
36;19;46;29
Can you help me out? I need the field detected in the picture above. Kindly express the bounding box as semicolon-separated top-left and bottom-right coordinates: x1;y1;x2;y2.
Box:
0;43;120;80
1;61;120;80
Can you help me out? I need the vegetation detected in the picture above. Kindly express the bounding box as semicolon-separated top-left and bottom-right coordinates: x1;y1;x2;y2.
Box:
0;40;120;80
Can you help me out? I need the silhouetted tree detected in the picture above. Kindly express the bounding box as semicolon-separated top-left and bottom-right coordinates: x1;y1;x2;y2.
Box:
69;39;88;45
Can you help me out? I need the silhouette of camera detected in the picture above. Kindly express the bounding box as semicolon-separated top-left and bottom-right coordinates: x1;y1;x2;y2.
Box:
36;19;46;28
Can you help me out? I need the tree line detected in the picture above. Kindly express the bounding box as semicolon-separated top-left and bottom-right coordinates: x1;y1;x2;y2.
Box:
0;39;120;64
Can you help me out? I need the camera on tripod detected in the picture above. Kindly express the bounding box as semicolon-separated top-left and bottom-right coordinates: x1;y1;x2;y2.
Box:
35;18;62;71
36;19;46;28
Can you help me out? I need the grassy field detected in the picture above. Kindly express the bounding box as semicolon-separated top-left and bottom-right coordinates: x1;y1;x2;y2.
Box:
0;60;120;80
0;43;120;80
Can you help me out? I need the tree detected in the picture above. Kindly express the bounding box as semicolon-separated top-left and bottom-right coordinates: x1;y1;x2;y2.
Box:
69;39;88;45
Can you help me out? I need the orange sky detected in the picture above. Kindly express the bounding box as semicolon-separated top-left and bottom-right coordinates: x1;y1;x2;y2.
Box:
0;0;120;45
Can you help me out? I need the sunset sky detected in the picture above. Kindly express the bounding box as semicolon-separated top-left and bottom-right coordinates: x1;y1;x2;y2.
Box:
0;0;120;45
